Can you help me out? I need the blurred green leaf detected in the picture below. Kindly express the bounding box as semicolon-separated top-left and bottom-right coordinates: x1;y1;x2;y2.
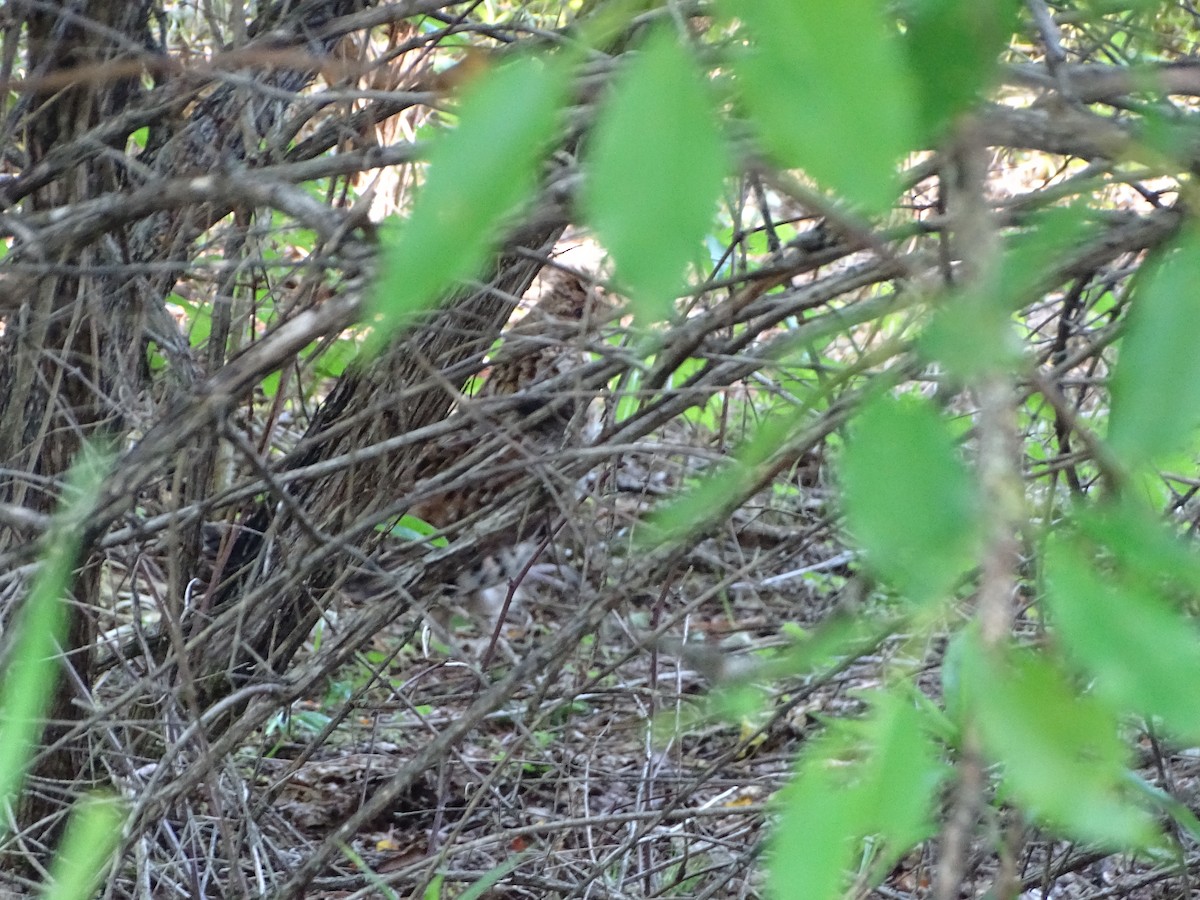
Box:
1126;770;1200;844
724;0;916;213
855;692;945;858
710;682;770;722
841;393;980;604
923;205;1098;379
638;403;803;547
613;365;643;424
583;26;729;322
1075;499;1200;597
768;739;861;900
940;629;968;725
1140;99;1200;161
0;451;109;844
458;853;528;900
44;794;125;900
769;690;943;900
921;288;1022;379
369;55;567;345
1045;535;1200;741
314;337;358;379
0;448;109;819
1108;226;1200;465
759;614;895;684
901;0;1021;141
424;874;445;900
289;709;333;736
998;204;1100;309
963;635;1158;849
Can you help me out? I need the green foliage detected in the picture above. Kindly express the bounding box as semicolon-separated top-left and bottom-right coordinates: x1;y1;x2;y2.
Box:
638;402;807;546
840;393;981;605
369;55;568;346
924;206;1100;379
996;205;1101;308
0;449;109;812
621;5;1200;893
961;633;1159;849
265;706;333;742
116;3;1200;895
768;690;945;900
723;0;917;213
385;513;450;548
1108;226;1200;467
920;287;1022;379
44;795;126;900
0;447;125;898
313;335;358;380
1045;526;1200;741
901;0;1021;142
583;25;729;322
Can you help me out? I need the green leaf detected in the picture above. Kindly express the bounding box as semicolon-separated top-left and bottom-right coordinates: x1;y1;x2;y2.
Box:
963;636;1158;849
710;682;770;722
424;874;445;900
1075;499;1200;598
1045;535;1200;741
386;514;449;548
724;0;916;213
613;366;643;424
638;404;802;547
940;629;968;725
923;205;1098;379
44;794;125;900
314;338;358;380
854;692;945;873
998;204;1099;310
1108;226;1200;465
998;204;1099;309
760;615;890;683
1148;113;1200;168
768;691;943;900
583;26;729;322
841;393;980;604
369;56;566;344
859;695;944;838
768;741;862;900
921;288;1022;379
457;853;528;900
1126;770;1200;845
289;709;333;736
901;0;1021;142
0;448;109;819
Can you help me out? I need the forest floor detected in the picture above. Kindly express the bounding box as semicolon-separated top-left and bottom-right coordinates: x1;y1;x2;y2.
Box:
171;440;1200;900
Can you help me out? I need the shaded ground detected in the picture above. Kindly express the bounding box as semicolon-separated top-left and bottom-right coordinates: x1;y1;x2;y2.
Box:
63;402;1200;899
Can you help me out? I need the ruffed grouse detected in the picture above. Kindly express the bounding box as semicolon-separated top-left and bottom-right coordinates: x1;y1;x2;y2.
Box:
200;267;605;611
331;265;609;632
401;267;602;532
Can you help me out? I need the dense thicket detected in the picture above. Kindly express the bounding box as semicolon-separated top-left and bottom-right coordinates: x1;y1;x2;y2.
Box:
2;2;1200;898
